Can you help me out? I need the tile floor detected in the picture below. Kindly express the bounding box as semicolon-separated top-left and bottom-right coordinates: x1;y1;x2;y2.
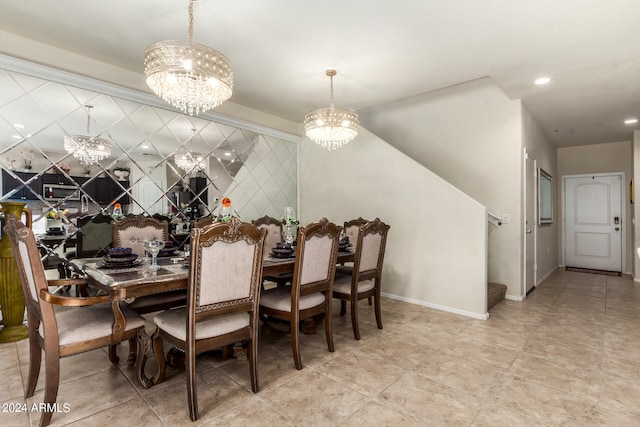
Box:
2;269;640;426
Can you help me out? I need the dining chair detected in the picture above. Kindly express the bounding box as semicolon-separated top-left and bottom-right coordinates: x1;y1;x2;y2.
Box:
74;213;114;258
4;216;145;427
112;214;185;362
259;217;342;370
149;216;266;421
332;218;390;340
335;217;371;302
112;214;168;256
252;215;292;287
191;215;216;228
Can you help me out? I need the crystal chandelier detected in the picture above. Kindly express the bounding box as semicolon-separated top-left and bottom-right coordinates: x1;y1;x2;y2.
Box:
304;69;359;151
174;128;208;173
63;105;112;165
144;0;233;116
174;151;207;173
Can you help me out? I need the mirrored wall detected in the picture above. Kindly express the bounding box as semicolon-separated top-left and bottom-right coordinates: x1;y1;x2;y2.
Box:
0;64;297;256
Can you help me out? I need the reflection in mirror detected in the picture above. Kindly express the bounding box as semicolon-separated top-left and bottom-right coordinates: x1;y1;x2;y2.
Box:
538;168;552;225
0;66;297;267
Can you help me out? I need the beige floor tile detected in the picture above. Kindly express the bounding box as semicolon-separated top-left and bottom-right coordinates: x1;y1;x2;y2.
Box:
470;405;549;427
144;367;255;426
413;348;504;397
64;398;162;426
379;373;481;425
522;335;602;370
1;365;26;402
490;374;600;426
339;401;419;426
0;343;20;371
258;370;369;425
599;377;640;415
597;404;640;426
0;397;32;427
390;322;460;350
315;350;407;397
352;334;432;371
202;397;294;427
219;345;308;391
442;334;519;369
509;353;601;400
457;320;532;351
25;368;139;426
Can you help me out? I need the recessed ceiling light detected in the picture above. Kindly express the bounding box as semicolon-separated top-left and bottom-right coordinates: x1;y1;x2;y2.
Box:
224;152;232;156
141;144;149;149
13;123;24;129
11;135;20;139
534;77;551;85
624;118;638;125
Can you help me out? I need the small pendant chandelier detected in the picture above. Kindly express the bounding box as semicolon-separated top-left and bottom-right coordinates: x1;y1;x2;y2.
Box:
63;105;112;165
174;128;207;173
144;0;233;116
304;69;359;151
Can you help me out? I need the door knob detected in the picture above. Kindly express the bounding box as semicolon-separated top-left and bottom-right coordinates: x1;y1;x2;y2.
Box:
526;229;532;234
615;227;620;231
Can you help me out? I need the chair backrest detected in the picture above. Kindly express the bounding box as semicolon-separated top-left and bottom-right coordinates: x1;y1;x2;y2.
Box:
353;218;390;277
192;216;215;229
343;217;369;245
252;215;283;255
112;215;168;256
75;213;113;258
188;216;266;328
4;216;55;329
292;218;342;298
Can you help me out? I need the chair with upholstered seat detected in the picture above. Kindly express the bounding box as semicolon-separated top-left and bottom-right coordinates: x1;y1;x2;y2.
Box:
4;216;145;427
112;214;168;256
332;218;390;340
149;217;266;421
259;217;341;370
75;213;114;258
252;215;292;287
112;214;186;362
335;217;369;277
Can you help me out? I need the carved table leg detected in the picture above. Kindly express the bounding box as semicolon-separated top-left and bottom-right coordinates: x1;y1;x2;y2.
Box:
137;329;166;389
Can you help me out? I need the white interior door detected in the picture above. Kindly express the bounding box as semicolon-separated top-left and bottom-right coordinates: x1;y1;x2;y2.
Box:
132;178;165;215
565;174;622;272
524;151;536;294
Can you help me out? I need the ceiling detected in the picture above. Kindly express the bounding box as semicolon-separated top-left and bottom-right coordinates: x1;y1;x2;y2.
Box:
1;0;639;148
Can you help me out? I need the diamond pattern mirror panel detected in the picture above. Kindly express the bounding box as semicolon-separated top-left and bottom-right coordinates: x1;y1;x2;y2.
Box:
0;67;297;255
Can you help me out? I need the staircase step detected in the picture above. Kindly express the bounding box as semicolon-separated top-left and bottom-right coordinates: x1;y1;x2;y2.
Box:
487;282;507;310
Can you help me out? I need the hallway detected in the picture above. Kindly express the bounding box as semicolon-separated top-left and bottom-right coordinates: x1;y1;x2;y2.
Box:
1;269;640;425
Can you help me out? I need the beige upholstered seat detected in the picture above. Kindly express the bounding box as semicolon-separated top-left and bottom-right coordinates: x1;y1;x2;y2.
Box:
259;217;341;370
332;218;390;340
149;217;266;421
4;216;145;427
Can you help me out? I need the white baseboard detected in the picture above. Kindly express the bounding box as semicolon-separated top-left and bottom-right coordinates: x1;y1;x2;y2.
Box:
505;294;524;302
536;267;557;285
381;292;490;320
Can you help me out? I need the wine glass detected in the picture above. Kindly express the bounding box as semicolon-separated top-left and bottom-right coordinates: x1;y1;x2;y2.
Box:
146;239;165;270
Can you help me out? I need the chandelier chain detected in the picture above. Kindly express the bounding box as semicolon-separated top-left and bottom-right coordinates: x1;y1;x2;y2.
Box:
329;74;334;109
188;0;194;43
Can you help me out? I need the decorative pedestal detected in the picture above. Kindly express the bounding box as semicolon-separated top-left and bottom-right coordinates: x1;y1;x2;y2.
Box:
0;201;32;342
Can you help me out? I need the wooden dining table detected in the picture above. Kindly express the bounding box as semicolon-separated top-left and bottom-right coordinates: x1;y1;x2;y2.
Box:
70;249;355;388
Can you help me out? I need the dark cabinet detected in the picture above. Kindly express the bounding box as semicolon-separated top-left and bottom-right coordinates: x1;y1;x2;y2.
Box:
92;177;130;205
1;170;41;200
189;177;208;205
42;173;74;186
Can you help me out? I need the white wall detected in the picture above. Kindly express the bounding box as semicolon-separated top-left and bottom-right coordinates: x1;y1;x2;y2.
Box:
521;104;558;283
299;128;488;318
359;77;523;298
557;141;633;273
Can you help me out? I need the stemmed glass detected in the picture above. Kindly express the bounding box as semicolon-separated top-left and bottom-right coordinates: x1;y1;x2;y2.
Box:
146;239;165;270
